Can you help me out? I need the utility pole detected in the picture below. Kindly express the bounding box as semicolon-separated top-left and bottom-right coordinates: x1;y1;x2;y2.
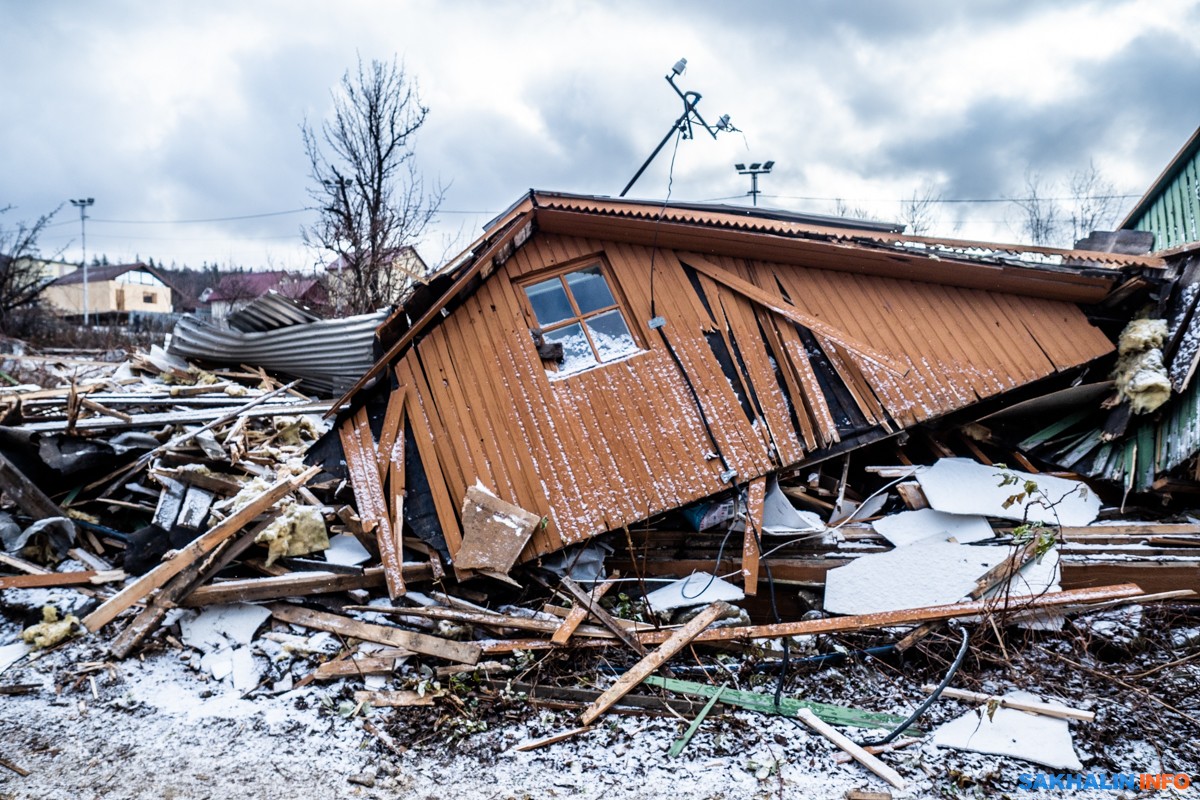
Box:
70;197;95;324
734;162;774;207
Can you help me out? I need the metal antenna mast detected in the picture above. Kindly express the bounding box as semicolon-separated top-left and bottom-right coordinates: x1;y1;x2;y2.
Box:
620;58;734;198
735;161;774;206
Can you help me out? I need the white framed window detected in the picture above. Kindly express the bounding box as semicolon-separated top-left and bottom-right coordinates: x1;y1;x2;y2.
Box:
519;260;640;375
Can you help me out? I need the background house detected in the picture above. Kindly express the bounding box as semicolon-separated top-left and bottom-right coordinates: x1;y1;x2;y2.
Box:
43;262;176;321
324;246;428;313
200;271;327;325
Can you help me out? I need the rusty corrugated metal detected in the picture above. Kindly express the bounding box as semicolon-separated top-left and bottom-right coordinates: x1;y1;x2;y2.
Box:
532;192;1166;268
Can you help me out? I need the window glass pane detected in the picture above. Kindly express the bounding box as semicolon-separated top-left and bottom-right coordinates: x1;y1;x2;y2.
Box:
585;309;639;362
544;322;596;373
524;278;573;326
565;266;616;314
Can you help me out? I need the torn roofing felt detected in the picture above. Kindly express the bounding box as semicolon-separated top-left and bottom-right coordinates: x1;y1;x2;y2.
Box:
328;190;1157;573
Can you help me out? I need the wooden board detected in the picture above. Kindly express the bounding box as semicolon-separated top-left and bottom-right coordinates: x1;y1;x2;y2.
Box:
268;602;481;665
579;601;729;724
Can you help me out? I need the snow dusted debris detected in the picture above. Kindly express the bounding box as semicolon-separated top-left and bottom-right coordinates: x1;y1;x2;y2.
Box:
931;690;1084;770
872;508;994;548
824;539;1060;616
916;458;1100;527
0;640;30;675
323;532;371;566
178;602;271;690
644;572;745;614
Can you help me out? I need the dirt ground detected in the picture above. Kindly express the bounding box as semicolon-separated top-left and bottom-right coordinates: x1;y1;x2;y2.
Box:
3;591;1198;800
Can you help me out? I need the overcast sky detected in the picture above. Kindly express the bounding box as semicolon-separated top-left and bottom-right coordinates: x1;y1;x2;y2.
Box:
3;0;1199;271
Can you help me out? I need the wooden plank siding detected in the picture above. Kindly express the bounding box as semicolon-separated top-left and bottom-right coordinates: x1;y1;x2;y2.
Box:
355;230;1115;571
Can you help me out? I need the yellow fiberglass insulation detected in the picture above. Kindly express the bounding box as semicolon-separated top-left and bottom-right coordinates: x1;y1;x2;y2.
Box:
254;503;329;566
1114;319;1171;414
22;605;81;649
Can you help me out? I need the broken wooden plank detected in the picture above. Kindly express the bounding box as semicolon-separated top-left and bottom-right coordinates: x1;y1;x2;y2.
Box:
644;676;915;732
668;685;725;757
181;564;431;607
0;450;69;521
340;409;405;597
481;584;1145;653
0;756;30;777
834;738;922;765
268;602;481;665
559;575;647;656
925;686;1095;722
580;601;729;725
684;254;907;375
512;726;593;752
742;477;765;596
455;486;539;580
109;522;266;660
354;689;434;707
312;654;409;681
551;576;617;645
81;466;319;632
358;604;620;639
796;708;906;790
0;570;124;589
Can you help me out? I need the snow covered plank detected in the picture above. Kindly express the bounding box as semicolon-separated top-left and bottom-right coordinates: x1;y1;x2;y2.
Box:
82;466;319;632
268;602;481;665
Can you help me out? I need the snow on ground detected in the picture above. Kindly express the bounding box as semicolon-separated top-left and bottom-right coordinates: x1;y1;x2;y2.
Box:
2;589;1198;799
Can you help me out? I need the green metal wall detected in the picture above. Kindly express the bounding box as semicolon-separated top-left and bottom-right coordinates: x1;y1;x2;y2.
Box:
1129;146;1200;250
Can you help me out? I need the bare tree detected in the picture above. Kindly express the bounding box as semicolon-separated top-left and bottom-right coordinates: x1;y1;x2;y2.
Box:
0;204;60;337
1010;170;1063;246
302;57;443;315
833;197;872;221
899;181;942;236
1067;159;1119;245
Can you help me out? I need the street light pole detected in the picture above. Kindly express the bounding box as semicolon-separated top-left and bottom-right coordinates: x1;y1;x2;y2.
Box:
70;197;95;324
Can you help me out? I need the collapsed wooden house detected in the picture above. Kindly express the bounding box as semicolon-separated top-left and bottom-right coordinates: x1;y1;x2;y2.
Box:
328;191;1163;596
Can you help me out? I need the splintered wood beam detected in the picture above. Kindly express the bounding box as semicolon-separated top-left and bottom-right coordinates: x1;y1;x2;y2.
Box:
109;521;270;659
0;451;67;521
0;570;118;589
682;254;908;376
181;565;431;606
478;584;1144;654
340;408;406;597
559;576;647;656
923;686;1095;722
354;690;434;707
742;477;765;596
268;602;481;665
81;466;319;632
551;575;617;645
796;708;906;790
580;601;730;725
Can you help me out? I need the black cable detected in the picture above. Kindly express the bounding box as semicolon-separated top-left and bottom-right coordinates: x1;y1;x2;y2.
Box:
858;625;971;747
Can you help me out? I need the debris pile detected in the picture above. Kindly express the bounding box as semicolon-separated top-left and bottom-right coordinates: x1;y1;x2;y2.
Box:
2;341;1196;794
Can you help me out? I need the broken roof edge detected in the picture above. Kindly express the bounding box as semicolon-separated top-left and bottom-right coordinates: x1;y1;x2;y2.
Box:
526;190;1165;269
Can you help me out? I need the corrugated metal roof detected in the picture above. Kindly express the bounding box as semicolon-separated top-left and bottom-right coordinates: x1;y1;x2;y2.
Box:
531;192;1166;269
227;291;322;332
169;311;387;396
